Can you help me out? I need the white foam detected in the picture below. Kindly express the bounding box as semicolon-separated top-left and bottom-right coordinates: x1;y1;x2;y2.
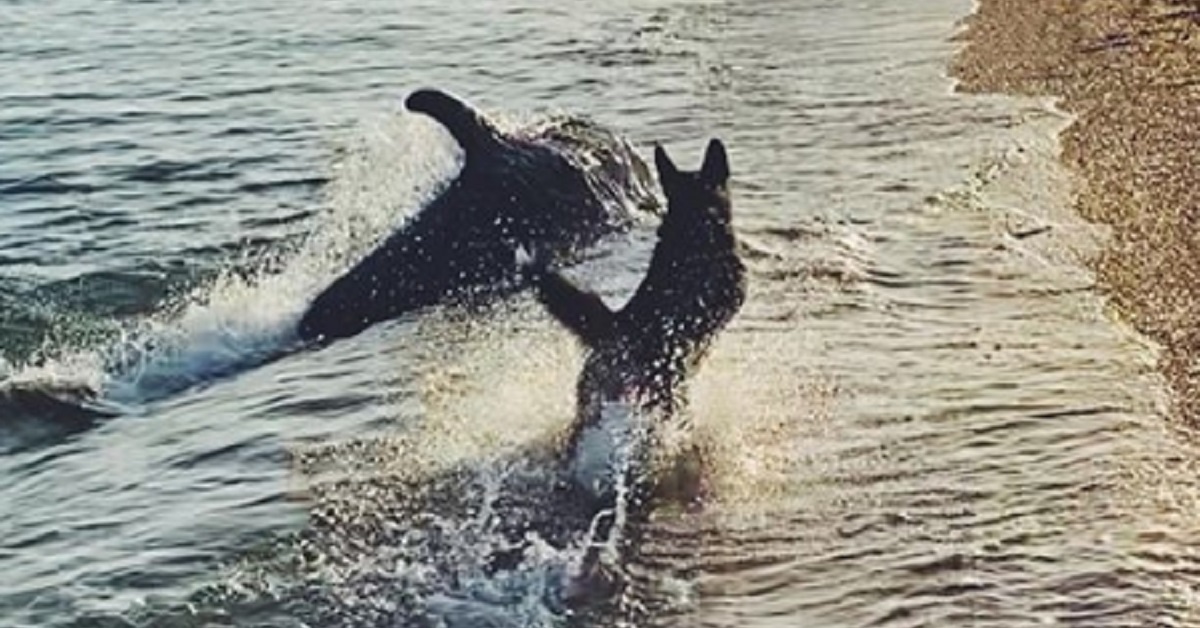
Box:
569;399;648;502
4;110;461;406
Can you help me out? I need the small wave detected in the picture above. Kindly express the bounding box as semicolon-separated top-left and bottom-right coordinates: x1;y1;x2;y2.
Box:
117;158;238;184
0;111;454;453
0;363;117;455
0;385;115;454
235;175;329;194
100;275;309;405
0;254;312;456
0;173;97;196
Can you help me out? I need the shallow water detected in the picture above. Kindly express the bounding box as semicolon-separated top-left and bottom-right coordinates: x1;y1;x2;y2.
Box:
4;0;1200;626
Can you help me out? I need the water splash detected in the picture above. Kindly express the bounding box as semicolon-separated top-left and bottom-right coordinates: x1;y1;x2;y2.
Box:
181;284;832;626
0;111;460;413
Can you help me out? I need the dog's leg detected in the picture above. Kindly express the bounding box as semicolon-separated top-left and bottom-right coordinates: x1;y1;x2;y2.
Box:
535;271;615;345
517;248;615;345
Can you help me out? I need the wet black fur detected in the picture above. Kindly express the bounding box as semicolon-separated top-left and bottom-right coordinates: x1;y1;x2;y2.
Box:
297;89;656;343
476;140;746;604
527;138;746;475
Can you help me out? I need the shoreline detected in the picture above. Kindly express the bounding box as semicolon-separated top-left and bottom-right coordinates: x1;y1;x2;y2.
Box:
952;0;1200;419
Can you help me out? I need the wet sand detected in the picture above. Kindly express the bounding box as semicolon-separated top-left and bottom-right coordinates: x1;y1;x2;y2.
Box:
953;0;1200;418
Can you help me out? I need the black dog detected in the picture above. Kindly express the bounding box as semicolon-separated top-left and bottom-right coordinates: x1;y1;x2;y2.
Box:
298;89;657;343
524;137;744;537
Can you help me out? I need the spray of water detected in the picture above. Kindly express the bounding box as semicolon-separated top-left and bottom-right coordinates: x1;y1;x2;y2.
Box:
1;111;460;410
188;266;839;626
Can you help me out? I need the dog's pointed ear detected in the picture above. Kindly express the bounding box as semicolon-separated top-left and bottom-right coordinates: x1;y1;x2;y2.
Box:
654;144;680;184
700;138;730;185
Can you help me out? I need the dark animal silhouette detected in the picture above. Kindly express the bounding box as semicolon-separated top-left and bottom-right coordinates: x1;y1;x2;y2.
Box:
523;138;739;530
297;89;658;343
519;139;745;601
527;138;745;489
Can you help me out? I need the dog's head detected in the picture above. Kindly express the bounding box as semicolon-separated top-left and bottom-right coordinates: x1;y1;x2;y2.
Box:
653;139;732;237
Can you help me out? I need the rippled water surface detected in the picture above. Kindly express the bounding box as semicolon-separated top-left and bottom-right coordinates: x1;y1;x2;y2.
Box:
4;0;1200;626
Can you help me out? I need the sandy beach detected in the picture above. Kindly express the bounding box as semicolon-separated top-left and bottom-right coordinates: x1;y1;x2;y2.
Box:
953;0;1200;418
